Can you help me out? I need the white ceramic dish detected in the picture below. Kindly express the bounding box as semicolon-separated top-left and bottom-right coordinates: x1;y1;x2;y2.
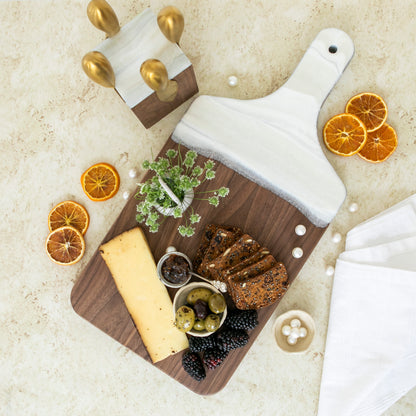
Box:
272;310;315;353
172;282;227;337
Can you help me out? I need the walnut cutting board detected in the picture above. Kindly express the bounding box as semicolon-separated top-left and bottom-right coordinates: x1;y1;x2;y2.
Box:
70;138;327;395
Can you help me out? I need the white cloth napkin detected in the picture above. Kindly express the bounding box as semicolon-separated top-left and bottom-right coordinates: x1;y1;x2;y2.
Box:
345;194;416;250
318;194;416;416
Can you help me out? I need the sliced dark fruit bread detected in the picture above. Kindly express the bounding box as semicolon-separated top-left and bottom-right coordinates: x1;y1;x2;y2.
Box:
207;234;261;281
197;227;241;277
228;263;289;310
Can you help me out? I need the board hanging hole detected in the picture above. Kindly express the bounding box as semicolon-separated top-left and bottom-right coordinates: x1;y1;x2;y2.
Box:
328;45;338;54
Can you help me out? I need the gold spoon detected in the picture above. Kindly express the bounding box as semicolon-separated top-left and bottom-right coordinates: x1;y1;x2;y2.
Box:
82;51;115;88
140;59;178;102
87;0;120;37
157;6;184;45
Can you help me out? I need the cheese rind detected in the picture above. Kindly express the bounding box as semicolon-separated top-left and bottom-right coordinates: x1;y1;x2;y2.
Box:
100;227;188;363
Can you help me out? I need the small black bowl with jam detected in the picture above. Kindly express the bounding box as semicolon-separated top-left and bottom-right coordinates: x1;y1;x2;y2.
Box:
157;247;192;288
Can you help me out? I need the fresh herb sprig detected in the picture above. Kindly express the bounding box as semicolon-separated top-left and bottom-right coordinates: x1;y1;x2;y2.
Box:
135;147;229;237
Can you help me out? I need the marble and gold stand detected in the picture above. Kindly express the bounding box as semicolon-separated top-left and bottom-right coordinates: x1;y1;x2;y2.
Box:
84;6;198;128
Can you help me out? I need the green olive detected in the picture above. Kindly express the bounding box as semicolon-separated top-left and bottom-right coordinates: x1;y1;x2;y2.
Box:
186;287;213;305
193;319;206;331
175;305;195;333
204;314;221;332
208;293;226;314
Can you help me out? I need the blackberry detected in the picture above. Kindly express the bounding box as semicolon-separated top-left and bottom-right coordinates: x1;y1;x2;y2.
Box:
188;334;217;352
224;310;259;330
203;347;229;370
216;328;249;351
182;351;206;381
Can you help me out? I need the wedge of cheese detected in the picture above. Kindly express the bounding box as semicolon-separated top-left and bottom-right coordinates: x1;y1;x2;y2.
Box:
99;227;188;363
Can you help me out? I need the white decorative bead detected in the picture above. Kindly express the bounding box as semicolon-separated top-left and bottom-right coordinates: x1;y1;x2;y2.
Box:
299;327;308;338
281;325;291;336
290;327;300;338
292;247;303;258
287;335;298;345
228;75;238;87
332;232;342;243
295;224;306;236
128;169;137;178
349;202;359;212
325;265;335;276
122;191;130;200
290;318;301;328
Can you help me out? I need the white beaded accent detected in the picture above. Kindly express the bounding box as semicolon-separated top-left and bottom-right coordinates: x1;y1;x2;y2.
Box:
227;75;238;87
326;265;335;276
283;318;308;346
287;335;298;345
128;169;137;178
290;318;301;328
291;327;300;338
295;224;306;236
332;232;342;243
292;247;303;258
349;202;359;212
281;325;291;336
122;191;130;200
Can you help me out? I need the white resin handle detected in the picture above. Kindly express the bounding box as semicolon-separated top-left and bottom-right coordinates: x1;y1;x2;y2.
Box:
172;28;354;227
282;28;354;107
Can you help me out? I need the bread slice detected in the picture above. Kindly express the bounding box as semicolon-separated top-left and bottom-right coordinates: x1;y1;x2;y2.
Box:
193;224;219;272
208;234;261;281
193;224;241;272
198;227;241;277
228;263;289;310
221;247;270;280
227;254;277;283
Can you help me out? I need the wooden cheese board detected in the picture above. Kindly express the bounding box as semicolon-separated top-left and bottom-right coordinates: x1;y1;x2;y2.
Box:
71;138;327;395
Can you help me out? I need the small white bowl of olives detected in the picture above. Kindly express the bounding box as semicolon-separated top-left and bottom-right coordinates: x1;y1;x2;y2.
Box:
173;282;227;337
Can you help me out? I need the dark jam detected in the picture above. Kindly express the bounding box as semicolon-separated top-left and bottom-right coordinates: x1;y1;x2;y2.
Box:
161;254;190;284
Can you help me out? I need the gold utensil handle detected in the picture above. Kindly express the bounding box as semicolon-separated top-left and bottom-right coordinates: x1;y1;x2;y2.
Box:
82;51;115;88
87;0;120;37
140;59;178;102
157;6;184;44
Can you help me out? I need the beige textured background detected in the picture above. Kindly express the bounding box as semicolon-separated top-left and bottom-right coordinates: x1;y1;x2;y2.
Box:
1;0;416;415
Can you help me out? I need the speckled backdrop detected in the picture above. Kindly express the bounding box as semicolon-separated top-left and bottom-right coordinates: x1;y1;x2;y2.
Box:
1;1;416;415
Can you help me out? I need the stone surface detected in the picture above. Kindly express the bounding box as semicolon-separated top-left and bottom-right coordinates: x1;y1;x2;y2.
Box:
1;0;416;415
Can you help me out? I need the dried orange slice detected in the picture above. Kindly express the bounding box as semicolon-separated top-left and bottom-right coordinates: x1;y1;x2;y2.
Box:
48;200;89;235
81;162;120;201
45;226;85;265
345;92;388;132
323;113;367;156
358;123;397;163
